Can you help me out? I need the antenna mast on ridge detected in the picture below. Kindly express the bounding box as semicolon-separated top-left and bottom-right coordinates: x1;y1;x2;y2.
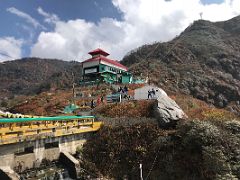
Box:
72;72;76;104
199;12;203;20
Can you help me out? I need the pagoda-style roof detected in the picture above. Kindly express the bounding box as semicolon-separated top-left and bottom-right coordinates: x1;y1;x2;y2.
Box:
82;56;128;71
88;48;109;57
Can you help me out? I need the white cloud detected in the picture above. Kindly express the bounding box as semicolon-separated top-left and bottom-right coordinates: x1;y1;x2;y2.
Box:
7;7;46;30
31;0;240;61
20;24;35;42
0;37;23;61
37;7;59;24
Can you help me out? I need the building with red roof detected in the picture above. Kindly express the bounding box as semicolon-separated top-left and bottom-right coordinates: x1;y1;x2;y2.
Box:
81;48;132;84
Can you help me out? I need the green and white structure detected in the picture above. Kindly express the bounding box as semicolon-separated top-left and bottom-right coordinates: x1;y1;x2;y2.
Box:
81;48;132;84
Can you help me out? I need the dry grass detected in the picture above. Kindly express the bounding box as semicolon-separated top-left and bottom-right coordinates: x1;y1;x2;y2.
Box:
94;100;155;118
8;85;239;123
173;94;240;121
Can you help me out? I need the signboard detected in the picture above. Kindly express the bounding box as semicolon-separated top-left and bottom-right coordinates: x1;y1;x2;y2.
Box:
106;93;121;103
85;68;97;74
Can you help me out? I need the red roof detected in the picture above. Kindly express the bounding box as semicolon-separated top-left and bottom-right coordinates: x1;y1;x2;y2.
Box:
82;56;128;71
88;48;109;57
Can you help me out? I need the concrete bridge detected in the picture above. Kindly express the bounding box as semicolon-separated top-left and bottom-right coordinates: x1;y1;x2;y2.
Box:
0;115;102;178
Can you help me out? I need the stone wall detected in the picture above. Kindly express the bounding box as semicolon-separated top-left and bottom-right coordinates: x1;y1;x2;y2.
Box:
44;148;60;161
0;154;14;167
14;153;35;170
0;132;90;171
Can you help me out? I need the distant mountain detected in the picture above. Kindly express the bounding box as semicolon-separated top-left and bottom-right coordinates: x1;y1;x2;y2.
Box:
0;58;82;99
122;16;240;115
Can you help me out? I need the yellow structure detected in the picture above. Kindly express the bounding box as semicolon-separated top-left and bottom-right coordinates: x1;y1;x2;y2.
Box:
0;111;41;118
0;115;102;145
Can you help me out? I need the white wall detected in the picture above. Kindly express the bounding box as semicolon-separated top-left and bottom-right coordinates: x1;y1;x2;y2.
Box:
82;60;100;69
134;85;167;100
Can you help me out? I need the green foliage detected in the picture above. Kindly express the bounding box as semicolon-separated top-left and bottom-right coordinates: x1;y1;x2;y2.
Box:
82;119;240;179
82;123;166;179
173;120;240;179
224;120;240;134
76;145;83;156
0;100;8;107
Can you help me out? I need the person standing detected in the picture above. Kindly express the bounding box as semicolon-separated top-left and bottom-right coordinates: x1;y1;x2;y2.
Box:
91;99;94;108
124;85;128;92
152;88;156;98
148;90;152;99
97;97;101;105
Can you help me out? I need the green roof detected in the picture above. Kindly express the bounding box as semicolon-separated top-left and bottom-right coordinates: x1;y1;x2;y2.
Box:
64;104;79;113
0;115;95;123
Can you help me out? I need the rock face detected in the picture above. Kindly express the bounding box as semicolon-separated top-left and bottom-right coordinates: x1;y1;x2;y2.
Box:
122;16;240;115
134;85;187;126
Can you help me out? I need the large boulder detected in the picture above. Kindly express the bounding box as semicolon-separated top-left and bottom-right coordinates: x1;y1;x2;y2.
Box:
134;85;187;127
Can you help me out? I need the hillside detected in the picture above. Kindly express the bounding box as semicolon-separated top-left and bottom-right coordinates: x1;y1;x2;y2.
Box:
0;58;82;100
122;16;240;115
1;17;239;115
82;119;240;179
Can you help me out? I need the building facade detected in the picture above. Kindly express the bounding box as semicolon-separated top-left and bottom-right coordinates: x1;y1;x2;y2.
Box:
81;48;132;84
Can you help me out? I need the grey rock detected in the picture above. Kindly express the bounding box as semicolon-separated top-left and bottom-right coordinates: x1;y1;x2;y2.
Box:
134;85;187;127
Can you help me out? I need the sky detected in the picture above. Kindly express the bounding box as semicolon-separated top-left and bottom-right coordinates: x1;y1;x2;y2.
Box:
0;0;240;62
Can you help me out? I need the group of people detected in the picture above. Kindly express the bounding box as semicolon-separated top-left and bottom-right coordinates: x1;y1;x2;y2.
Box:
118;85;131;100
90;96;104;108
148;88;156;99
118;85;128;94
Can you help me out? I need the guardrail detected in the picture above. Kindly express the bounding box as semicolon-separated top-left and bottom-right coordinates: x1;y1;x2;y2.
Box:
106;93;121;103
0;115;95;123
0;115;102;145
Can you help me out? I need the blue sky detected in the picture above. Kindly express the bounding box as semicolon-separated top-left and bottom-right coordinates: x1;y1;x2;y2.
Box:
0;0;122;58
0;0;239;61
201;0;224;4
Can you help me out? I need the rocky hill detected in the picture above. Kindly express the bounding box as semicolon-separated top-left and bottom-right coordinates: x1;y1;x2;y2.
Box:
122;16;240;115
0;58;82;99
1;16;240;115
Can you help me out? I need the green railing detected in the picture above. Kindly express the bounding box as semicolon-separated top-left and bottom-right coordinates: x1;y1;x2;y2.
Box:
0;115;95;123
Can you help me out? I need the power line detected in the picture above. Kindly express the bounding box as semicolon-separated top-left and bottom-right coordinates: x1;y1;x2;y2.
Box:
144;143;161;180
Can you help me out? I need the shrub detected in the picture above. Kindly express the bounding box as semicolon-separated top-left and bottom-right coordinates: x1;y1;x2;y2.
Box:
94;100;155;118
82;119;240;179
82;123;167;179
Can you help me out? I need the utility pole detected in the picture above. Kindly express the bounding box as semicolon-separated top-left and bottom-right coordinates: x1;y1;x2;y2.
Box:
72;72;76;105
147;59;150;85
140;163;143;180
200;12;203;20
119;93;122;103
